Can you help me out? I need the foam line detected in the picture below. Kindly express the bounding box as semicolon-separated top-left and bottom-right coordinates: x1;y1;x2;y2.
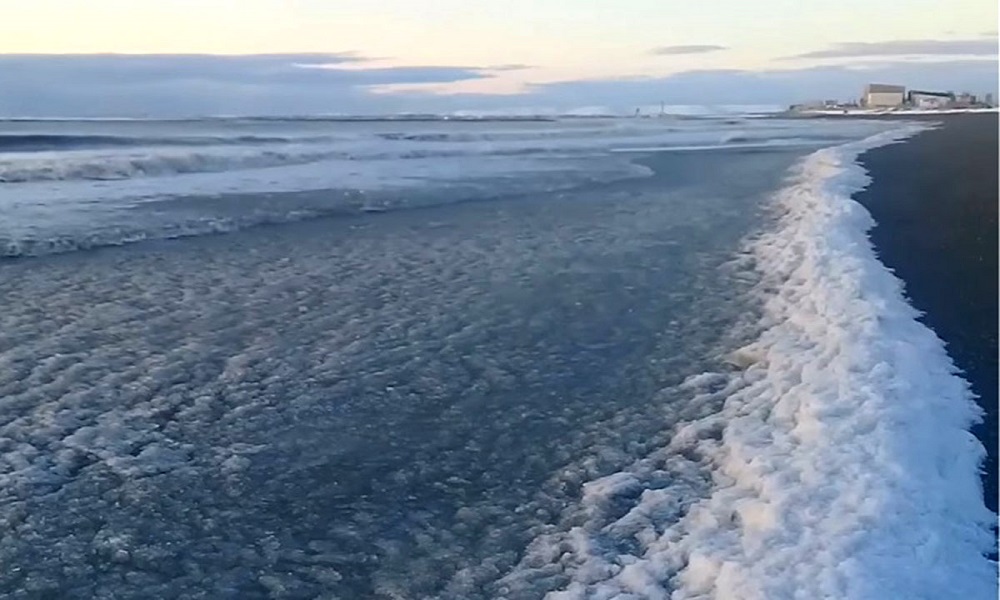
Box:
541;124;997;599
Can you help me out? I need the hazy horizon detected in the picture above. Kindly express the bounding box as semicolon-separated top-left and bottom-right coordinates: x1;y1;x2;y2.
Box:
1;1;997;116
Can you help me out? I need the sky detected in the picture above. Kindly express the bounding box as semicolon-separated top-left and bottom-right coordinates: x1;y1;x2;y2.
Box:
0;0;996;116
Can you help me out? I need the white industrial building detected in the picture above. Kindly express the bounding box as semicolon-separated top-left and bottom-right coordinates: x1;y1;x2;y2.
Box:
862;83;906;108
908;90;955;109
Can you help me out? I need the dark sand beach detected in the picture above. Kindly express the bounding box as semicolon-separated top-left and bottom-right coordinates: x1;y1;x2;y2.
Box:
856;113;998;513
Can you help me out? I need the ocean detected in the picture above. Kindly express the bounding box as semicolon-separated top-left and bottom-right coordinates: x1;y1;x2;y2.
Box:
0;115;994;599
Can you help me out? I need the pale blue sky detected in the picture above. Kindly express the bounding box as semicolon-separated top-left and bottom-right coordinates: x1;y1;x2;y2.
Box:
0;0;996;115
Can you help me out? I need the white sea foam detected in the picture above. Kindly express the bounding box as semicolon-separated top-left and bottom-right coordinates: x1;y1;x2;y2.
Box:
0;117;886;185
0;146;347;183
513;125;997;599
0;117;897;257
609;139;819;153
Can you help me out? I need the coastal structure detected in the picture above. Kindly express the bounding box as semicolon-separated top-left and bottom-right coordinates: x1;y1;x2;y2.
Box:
788;83;994;114
954;92;978;107
862;83;906;107
908;90;955;109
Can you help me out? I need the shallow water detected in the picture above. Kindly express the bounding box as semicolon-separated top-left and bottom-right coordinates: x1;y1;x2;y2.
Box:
0;148;802;599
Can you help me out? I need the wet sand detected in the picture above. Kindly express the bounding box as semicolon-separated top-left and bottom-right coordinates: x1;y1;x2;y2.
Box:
856;113;998;513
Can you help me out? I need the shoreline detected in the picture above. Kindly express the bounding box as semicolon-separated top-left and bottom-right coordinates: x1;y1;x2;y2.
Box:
783;108;998;118
855;113;998;514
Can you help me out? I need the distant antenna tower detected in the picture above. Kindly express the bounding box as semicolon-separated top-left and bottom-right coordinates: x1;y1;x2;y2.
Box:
660;101;665;116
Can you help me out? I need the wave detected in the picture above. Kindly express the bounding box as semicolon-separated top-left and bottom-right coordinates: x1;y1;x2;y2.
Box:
0;133;314;152
0;146;588;183
497;126;997;599
0;115;560;124
373;125;677;144
0;119;883;184
0;146;351;182
0;159;654;258
0;203;354;258
0;133;677;183
214;114;560;123
609;139;822;154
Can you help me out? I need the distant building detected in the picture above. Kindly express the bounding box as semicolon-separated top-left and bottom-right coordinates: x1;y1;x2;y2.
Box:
954;92;977;107
908;90;955;109
792;100;826;110
986;93;995;107
862;83;906;108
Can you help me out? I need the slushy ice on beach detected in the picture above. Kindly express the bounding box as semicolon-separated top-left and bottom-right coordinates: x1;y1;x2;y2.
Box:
0;112;996;599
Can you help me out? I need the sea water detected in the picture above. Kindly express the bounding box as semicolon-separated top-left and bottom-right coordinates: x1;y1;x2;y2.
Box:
0;115;993;599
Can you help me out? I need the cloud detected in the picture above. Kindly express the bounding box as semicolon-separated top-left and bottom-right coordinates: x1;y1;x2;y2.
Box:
651;45;728;55
291;64;501;85
786;38;999;60
0;54;515;116
486;59;998;110
0;53;995;117
1;53;364;83
0;53;498;86
483;64;534;72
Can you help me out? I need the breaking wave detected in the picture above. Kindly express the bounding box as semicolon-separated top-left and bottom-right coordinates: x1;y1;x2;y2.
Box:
0;118;887;184
0;117;902;262
497;125;997;599
0;159;655;258
0;133;313;152
0;136;754;184
0;147;346;183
